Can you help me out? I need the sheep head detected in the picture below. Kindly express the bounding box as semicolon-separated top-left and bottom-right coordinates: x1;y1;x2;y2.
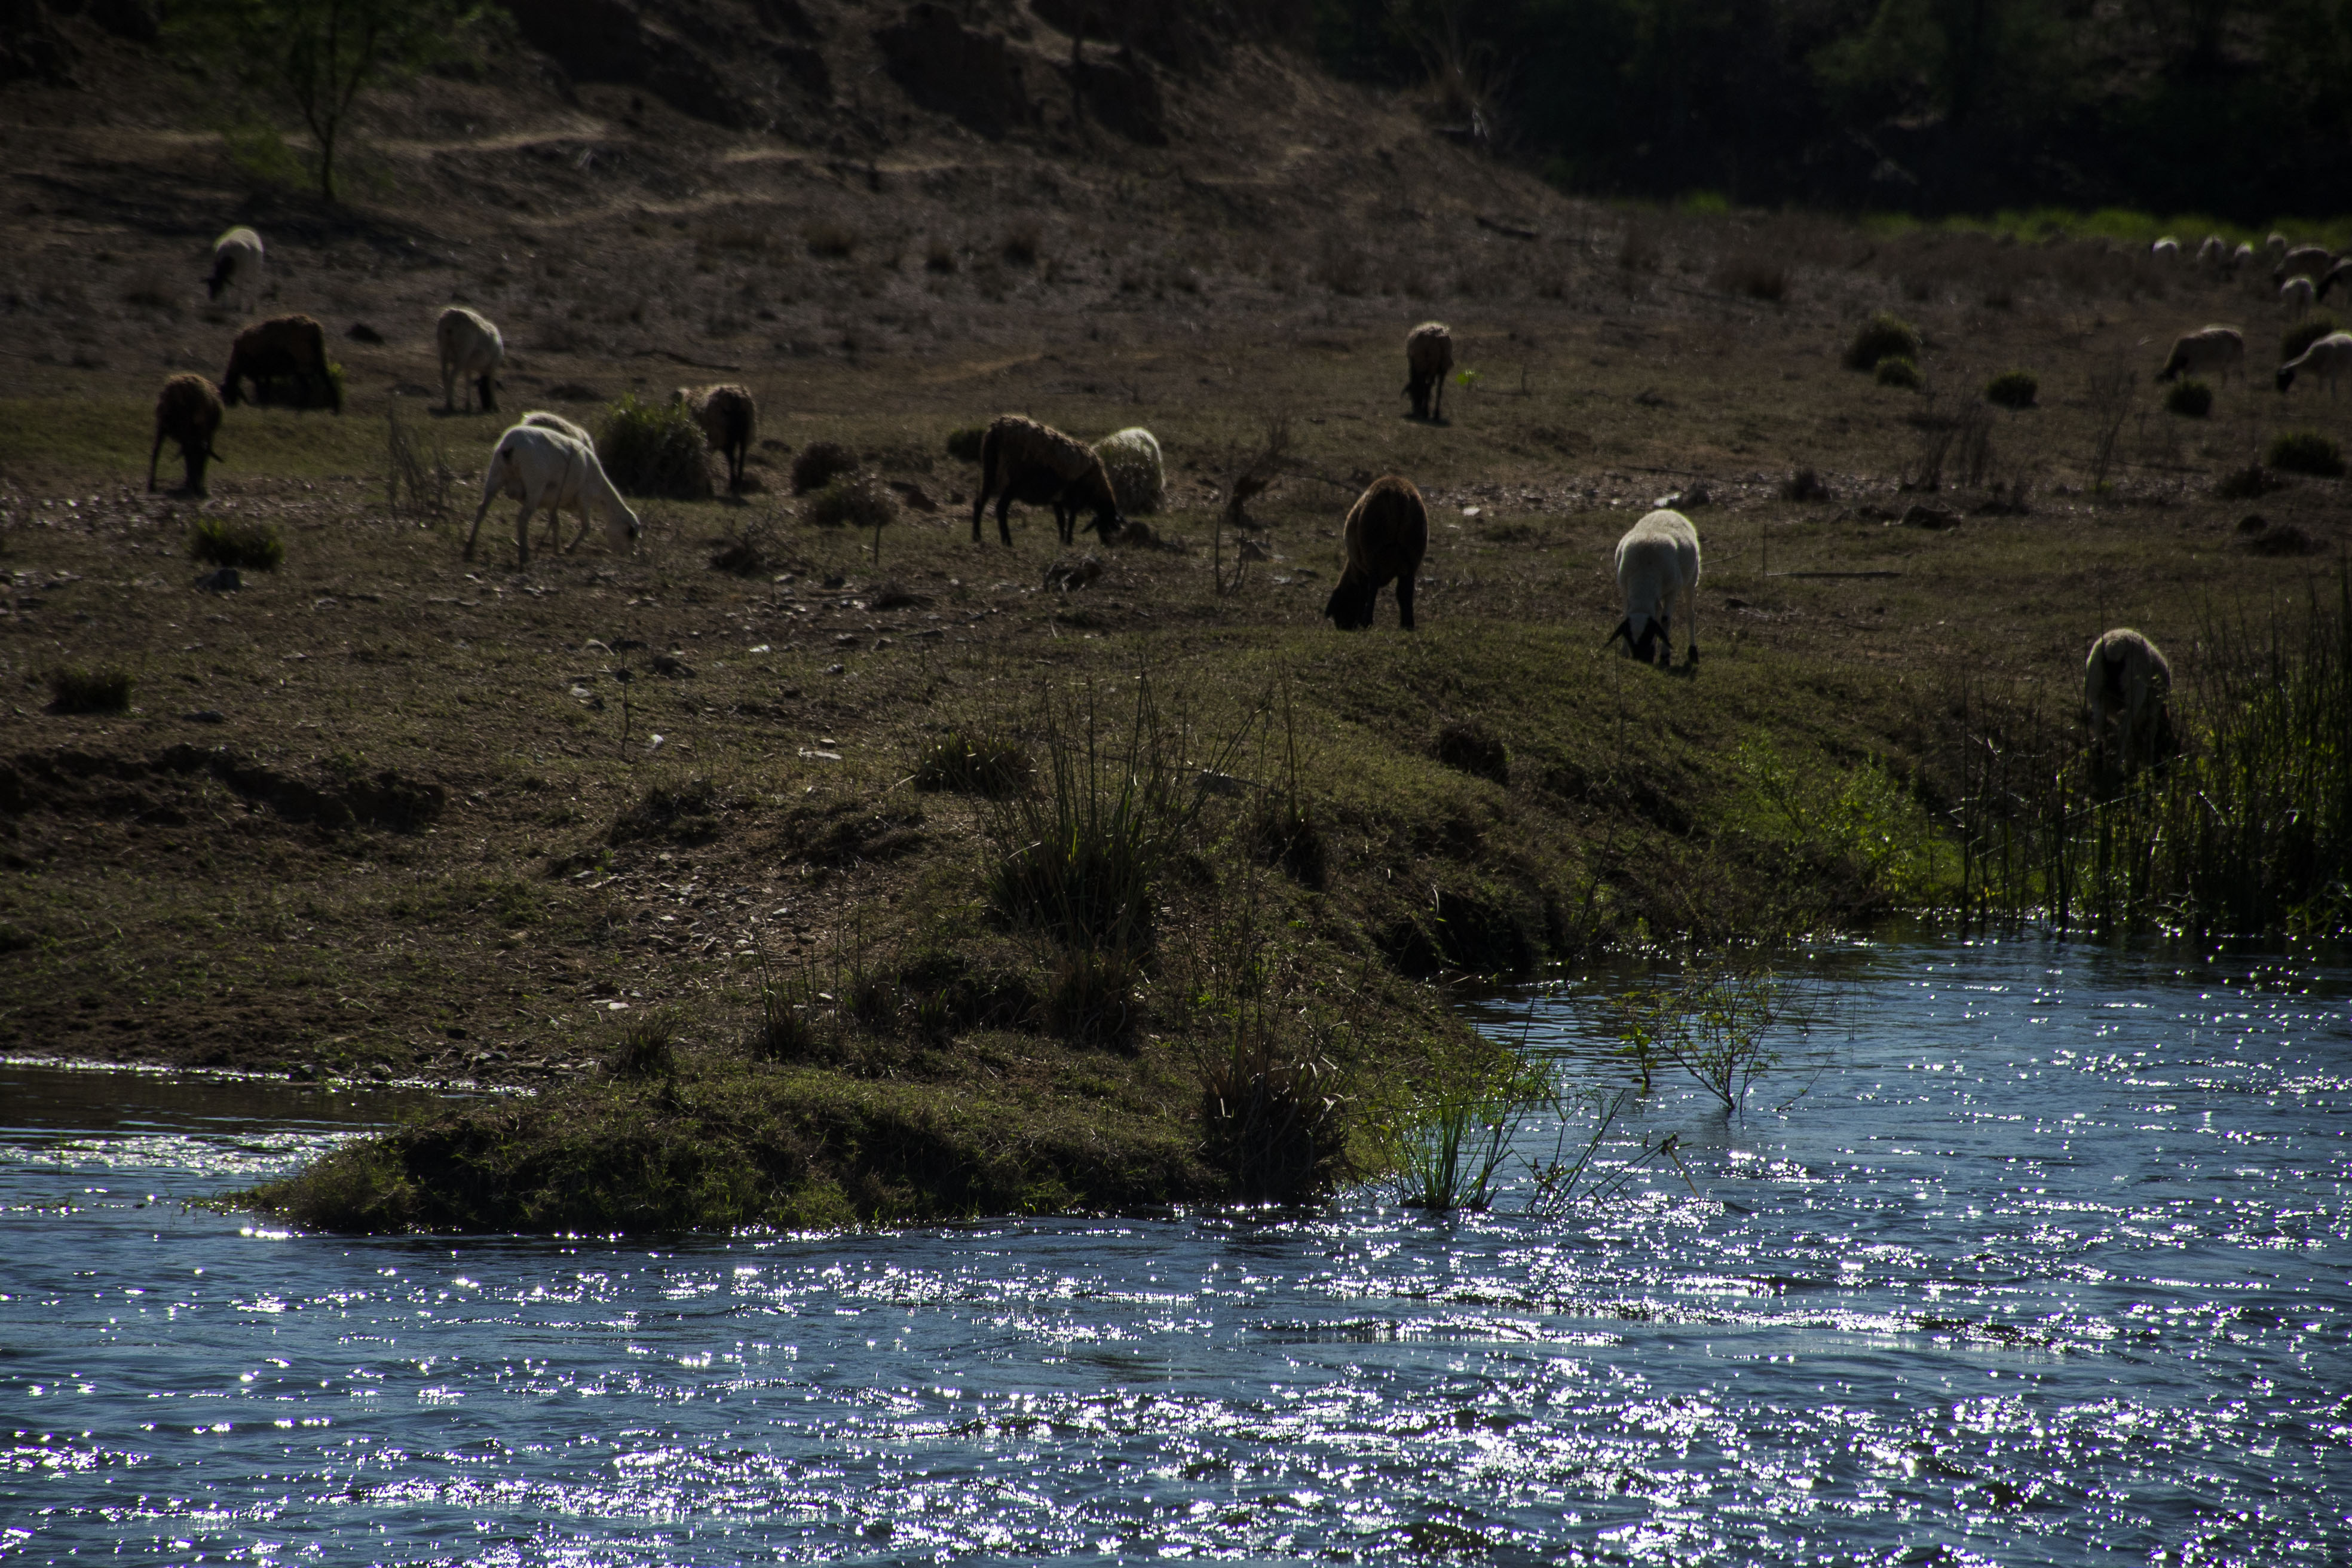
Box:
1324;575;1377;631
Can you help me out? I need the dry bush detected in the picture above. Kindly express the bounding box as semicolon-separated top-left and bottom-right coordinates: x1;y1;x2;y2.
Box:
1711;255;1789;301
804;220;859;259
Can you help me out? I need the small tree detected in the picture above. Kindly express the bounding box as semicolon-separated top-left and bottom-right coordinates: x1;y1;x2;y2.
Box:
167;0;498;203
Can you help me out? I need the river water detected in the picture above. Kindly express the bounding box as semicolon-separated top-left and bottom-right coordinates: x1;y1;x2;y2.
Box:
4;938;2348;1565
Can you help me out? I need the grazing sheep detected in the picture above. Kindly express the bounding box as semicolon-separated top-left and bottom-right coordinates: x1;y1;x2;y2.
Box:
435;306;504;415
464;423;641;567
1091;425;1165;514
2150;237;2180;261
1404;321;1454;421
669;383;756;492
207;226;263;311
2316;259;2352;302
1606;509;1702;667
1323;474;1428;631
220;313;339;412
2276;244;2333;282
970;414;1124;546
2231;241;2256;271
2268;232;2290;256
519;409;595;445
2275;331;2352;396
2197;235;2228;267
2084;628;2175;794
2156;326;2244;385
146;373;223;496
2281;276;2316;311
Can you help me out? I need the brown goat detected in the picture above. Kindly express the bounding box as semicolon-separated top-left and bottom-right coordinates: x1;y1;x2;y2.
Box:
673;383;757;492
147;373;224;496
970;414;1124;546
1405;321;1454;421
1324;475;1429;630
220;314;339;413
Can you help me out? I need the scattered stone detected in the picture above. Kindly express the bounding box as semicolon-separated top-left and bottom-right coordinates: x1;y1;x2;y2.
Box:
1043;553;1103;591
347;322;384;344
649;653;696;678
183;709;225;724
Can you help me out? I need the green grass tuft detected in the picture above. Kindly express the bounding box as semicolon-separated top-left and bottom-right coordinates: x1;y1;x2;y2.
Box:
1845;311;1921;372
945;426;985;463
188;516;284;570
912;731;1030;797
2164;378;2213;418
791;442;858;494
598;396;711;498
2267;430;2345;477
1874;354;1923;389
804;473;896;531
1984;369;2039;409
602;1007;682;1078
47;664;131;715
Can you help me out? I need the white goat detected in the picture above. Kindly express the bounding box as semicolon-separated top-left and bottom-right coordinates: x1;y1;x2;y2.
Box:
207;226;264;313
2150;237;2180;261
1606;509;1701;667
2157;326;2244;385
2085;629;2174;794
2276;332;2352;396
2281;276;2316;311
436;306;504;414
464;424;640;566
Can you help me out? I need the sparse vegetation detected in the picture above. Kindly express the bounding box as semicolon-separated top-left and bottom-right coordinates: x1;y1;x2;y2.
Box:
791;441;858;494
1984;370;2038;409
1845;311;1921;372
2267;430;2345;477
1875;354;1922;389
188;516;284;570
945;426;986;463
46;664;132;715
803;473;896;532
912;731;1030;797
2164;378;2213;418
599;396;712;499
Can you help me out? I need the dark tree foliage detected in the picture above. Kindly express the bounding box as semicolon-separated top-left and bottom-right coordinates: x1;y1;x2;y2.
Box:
1314;0;2352;219
165;0;500;202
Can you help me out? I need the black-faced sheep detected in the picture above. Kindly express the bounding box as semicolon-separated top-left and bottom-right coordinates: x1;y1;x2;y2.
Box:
220;314;339;413
2084;627;2176;795
1323;474;1428;631
146;372;223;497
672;382;757;492
1607;508;1702;667
435;306;504;414
2276;331;2352;395
464;423;641;567
1404;321;1454;421
970;414;1124;546
207;226;263;310
2156;326;2243;385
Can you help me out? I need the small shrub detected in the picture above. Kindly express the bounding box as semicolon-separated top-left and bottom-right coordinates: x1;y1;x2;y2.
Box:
1043;948;1140;1048
1710;256;1788;301
1844;311;1921;372
2244;519;2324;556
1001;222;1042;267
791;441;858;494
2216;464;2287;500
602;1008;681;1078
599;395;712;499
2282;311;2340;363
924;240;957;274
47;665;131;715
913;731;1029;797
246;360;345;411
1198;1025;1349;1203
709;515;785;577
804;473;896;531
944;426;986;464
2164;378;2213;418
188;516;284;570
1250;797;1327;889
1875;355;1922;390
1432;719;1509;785
2267;430;2345;477
1984;370;2038;409
1780;466;1831;502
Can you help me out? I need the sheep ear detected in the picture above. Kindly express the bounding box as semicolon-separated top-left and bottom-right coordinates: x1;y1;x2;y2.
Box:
1602;617;1631;649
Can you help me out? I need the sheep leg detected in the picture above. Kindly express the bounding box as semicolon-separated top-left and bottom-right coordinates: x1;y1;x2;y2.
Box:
1432;373;1446;423
564;500;596;554
462;487;500;561
147;427;165;492
1055;500;1075;547
1395;571;1416;630
442;362;457;413
514;498;539;568
996;492;1016;547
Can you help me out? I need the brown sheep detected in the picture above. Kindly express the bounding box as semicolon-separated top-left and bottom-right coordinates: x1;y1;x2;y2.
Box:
1404;321;1454;421
2085;627;2176;796
147;373;224;496
220;314;339;413
970;414;1124;546
1324;474;1429;630
673;383;757;492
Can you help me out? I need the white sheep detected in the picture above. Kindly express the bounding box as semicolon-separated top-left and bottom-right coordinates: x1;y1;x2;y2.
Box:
435;306;504;414
464;424;641;566
1606;509;1701;667
2276;331;2352;396
2280;276;2316;311
2231;241;2256;271
2084;628;2174;794
1091;426;1165;514
207;226;264;313
2276;244;2333;282
2150;237;2180;261
2156;325;2244;385
2316;259;2352;303
519;409;594;445
2268;232;2290;256
2197;235;2227;267
1405;321;1454;421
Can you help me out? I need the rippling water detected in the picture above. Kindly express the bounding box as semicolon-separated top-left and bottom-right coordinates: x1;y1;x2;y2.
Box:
5;939;2350;1565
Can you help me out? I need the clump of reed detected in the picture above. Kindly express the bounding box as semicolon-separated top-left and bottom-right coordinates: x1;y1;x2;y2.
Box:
912;730;1030;797
188;516;283;570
